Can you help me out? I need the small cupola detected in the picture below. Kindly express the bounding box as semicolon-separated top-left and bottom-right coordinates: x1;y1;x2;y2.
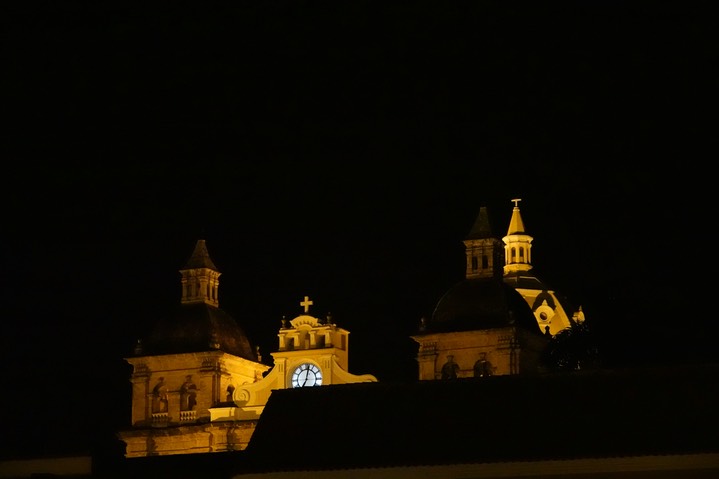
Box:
503;199;534;274
179;239;221;307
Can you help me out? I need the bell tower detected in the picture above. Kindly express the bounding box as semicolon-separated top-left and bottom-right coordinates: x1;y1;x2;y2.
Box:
501;199;577;336
180;239;220;307
502;198;533;275
463;206;504;280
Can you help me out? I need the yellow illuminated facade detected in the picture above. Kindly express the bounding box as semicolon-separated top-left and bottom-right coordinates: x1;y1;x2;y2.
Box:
119;243;376;458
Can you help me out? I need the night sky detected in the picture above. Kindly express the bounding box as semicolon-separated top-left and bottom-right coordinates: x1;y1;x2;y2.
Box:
1;1;713;459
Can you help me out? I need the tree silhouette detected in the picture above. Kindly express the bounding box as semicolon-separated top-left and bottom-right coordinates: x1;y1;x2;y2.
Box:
542;318;602;372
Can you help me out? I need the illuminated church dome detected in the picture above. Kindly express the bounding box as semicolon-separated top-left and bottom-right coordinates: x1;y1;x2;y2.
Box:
412;205;548;380
135;239;258;361
425;205;540;335
140;303;257;360
121;240;269;458
429;277;541;335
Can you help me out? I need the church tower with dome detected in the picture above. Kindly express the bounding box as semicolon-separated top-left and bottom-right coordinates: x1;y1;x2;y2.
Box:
119;240;270;457
119;240;376;458
411;199;582;381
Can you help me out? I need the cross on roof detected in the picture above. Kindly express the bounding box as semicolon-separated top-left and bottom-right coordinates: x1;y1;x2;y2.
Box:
300;295;313;313
511;198;522;207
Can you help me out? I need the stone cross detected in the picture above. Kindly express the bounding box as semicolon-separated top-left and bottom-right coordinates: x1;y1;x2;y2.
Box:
300;295;313;313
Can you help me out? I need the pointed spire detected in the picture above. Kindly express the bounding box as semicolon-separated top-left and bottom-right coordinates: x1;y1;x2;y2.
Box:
506;198;527;235
182;239;219;271
466;206;493;240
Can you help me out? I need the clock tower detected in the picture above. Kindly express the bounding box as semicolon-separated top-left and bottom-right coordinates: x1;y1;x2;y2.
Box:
270;295;377;389
209;295;377;422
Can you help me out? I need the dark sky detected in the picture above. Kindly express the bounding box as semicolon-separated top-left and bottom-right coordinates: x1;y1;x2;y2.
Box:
1;0;713;458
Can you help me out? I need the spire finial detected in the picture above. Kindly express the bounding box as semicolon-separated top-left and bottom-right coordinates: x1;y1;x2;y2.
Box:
511;198;522;208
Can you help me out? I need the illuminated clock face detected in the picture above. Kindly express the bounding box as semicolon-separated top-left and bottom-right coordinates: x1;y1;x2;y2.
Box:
291;363;322;388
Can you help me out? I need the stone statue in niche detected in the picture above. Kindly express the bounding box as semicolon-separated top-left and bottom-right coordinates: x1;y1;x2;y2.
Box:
152;377;168;413
226;384;235;402
180;375;198;411
441;355;460;379
473;353;493;377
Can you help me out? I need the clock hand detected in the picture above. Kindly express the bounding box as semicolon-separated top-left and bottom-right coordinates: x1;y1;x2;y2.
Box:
302;364;309;386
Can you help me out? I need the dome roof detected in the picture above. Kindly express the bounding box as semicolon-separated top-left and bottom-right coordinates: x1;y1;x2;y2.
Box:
503;271;547;290
138;303;257;360
504;271;578;314
428;277;542;335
